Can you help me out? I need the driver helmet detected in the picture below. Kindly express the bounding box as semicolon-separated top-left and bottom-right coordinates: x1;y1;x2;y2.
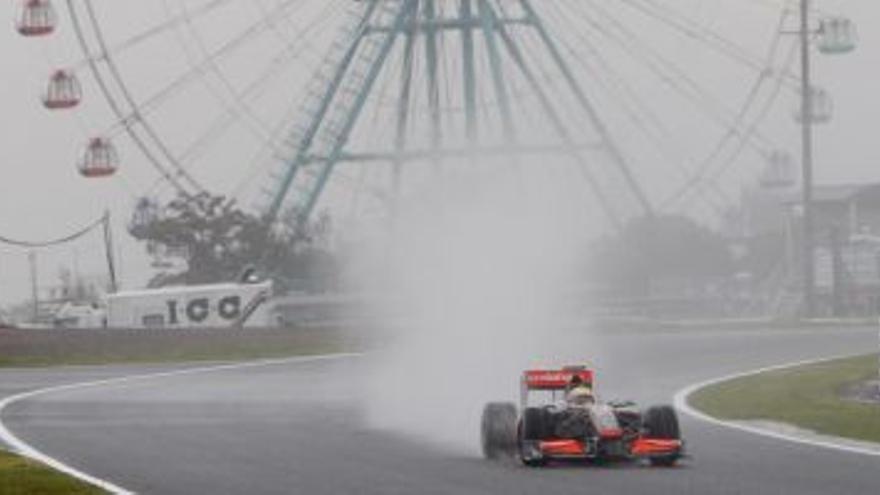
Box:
566;385;594;406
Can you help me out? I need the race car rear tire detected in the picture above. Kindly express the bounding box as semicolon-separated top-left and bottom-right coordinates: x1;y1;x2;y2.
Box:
643;405;681;467
481;402;517;460
521;407;552;441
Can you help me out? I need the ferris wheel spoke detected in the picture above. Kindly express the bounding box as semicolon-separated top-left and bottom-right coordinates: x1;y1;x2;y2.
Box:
167;0;336;141
142;38;326;199
577;0;757;137
620;0;798;87
566;0;777;155
660;4;801;213
65;0;196;194
664;85;774;210
251;0;342;69
145;0;299;171
81;0;203;186
165;0;305;138
103;0;318;141
549;0;793;218
570;0;738;130
739;0;800;15
491;3;625;226
189;0;348;138
512;0;653;217
71;0;325;196
71;0;236;71
72;0;206;192
665;50;796;212
542;3;671;143
177;36;323;167
669;41;798;212
542;4;694;194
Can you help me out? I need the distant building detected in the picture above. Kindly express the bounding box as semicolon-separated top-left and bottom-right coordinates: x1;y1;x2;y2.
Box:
782;183;880;315
785;183;880;238
722;182;880;316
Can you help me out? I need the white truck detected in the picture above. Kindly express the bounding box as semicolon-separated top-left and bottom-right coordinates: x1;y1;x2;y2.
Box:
53;302;107;329
105;280;274;329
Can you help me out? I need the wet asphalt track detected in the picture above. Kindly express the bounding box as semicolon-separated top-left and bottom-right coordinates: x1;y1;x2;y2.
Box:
2;325;879;495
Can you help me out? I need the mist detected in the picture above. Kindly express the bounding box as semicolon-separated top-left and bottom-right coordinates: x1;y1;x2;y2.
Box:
346;158;597;454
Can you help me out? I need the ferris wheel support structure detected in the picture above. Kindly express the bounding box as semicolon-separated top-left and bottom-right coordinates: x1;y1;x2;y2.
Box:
262;0;655;229
517;0;653;218
460;0;478;140
491;10;620;228
297;1;417;221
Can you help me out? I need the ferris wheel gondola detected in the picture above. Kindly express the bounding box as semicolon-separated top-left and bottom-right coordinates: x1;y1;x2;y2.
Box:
817;17;857;55
760;151;797;190
16;0;56;37
42;69;82;110
794;87;834;125
78;137;119;178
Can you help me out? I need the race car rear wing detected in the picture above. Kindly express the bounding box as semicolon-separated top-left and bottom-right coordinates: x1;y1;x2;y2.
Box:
522;366;594;391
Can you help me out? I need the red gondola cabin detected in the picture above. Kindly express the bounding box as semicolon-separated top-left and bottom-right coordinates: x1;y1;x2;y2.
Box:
79;138;119;178
43;70;82;110
17;0;56;37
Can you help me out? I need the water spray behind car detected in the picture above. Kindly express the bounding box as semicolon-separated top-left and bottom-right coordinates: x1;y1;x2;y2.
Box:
349;155;602;454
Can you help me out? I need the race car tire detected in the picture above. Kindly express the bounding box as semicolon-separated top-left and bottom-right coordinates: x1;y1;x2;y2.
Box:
481;402;518;460
521;407;552;441
521;457;548;468
643;405;680;439
643;405;681;467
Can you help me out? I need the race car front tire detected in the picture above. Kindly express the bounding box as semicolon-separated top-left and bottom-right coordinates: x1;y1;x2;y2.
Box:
481;402;517;460
643;405;682;467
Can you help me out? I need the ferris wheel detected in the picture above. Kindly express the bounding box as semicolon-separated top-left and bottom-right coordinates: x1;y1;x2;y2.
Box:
13;0;858;230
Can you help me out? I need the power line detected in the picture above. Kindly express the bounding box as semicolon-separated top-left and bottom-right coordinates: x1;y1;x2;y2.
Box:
0;214;107;249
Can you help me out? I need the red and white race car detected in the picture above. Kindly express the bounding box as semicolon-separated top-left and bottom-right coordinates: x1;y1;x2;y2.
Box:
481;365;685;467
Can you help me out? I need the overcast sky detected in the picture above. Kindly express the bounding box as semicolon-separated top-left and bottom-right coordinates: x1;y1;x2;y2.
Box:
1;0;877;307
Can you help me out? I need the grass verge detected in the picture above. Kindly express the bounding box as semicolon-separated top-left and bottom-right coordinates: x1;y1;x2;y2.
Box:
0;326;361;368
0;449;103;494
689;354;880;443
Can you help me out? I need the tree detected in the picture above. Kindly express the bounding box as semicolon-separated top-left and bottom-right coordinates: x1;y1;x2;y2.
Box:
129;192;337;290
591;215;734;296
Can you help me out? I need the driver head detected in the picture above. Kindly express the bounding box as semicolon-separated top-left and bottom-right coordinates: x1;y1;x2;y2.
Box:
566;386;594;406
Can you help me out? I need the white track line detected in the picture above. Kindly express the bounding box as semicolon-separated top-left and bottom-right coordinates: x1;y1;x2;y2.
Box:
673;353;880;458
0;353;361;495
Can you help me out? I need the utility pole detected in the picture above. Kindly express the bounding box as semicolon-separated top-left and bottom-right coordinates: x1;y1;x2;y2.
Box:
102;210;118;293
799;0;816;318
829;226;844;317
28;251;39;323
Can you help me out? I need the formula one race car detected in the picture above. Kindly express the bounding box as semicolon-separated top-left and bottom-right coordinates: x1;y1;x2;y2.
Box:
481;365;684;467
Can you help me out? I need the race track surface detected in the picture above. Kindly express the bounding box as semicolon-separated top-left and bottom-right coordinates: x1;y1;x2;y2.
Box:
2;326;878;494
